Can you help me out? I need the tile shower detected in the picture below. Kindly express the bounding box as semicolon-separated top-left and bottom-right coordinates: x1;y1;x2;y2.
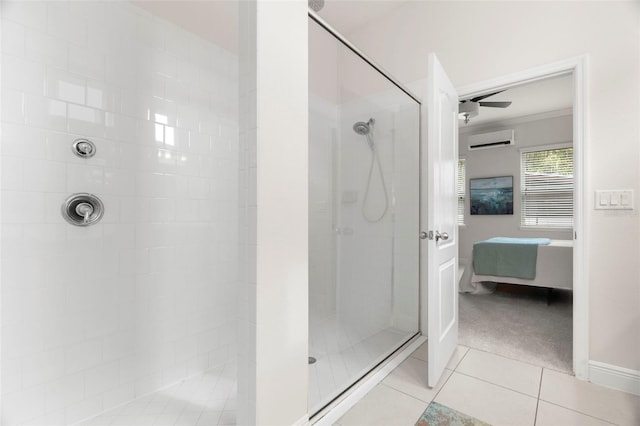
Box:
0;2;239;424
1;1;422;423
307;16;420;414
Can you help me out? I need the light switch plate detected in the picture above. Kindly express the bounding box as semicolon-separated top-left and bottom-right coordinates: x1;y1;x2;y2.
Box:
595;189;634;210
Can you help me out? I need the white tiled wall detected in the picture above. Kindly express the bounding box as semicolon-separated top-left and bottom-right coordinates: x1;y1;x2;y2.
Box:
336;94;420;342
337;101;396;340
309;95;338;322
0;2;238;424
307;90;420;412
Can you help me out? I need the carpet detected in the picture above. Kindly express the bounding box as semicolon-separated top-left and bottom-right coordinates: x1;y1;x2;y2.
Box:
459;284;573;373
416;401;490;426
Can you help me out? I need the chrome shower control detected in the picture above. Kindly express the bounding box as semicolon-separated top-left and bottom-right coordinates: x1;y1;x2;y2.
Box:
72;138;96;158
75;202;94;223
62;193;104;226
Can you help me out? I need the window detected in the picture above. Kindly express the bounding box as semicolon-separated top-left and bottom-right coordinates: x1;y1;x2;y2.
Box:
521;146;573;228
457;158;466;225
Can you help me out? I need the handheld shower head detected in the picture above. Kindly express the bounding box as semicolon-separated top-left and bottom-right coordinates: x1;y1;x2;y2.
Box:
352;118;375;136
354;118;388;222
353;118;375;150
353;121;370;136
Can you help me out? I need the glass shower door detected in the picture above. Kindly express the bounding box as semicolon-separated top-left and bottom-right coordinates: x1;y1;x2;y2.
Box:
308;16;421;413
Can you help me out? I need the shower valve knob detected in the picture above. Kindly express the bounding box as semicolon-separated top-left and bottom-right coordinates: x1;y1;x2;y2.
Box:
75;202;94;223
62;193;104;227
72;138;96;158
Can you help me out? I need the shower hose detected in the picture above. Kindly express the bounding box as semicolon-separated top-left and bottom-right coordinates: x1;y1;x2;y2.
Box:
362;133;389;223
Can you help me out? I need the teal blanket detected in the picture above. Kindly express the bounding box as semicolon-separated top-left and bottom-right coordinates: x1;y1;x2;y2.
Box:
473;239;543;279
483;237;551;245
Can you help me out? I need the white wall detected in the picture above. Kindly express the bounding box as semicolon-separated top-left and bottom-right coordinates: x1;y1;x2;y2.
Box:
344;0;640;374
459;113;574;261
238;1;309;424
0;2;238;424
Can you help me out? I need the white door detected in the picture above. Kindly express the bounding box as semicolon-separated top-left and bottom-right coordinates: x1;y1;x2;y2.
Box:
422;53;459;387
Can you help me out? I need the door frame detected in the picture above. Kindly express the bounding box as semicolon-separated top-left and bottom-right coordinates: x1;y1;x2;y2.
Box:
456;55;589;380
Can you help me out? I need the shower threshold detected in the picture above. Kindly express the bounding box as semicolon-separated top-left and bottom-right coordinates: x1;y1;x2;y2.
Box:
308;328;421;418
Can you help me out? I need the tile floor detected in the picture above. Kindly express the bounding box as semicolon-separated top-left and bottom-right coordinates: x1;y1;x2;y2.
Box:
75;343;640;426
335;343;640;426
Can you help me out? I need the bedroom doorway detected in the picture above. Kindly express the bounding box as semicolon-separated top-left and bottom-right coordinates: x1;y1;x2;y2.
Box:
455;57;588;379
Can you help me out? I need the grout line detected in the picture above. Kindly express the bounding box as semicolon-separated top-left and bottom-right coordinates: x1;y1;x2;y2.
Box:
453;370;540;400
375;358;460;414
450;346;470;370
431;368;457;403
534;367;544;425
537;368;544;399
538;400;619;425
422;368;473;425
464;345;567;373
379;382;430;406
409;346;471;408
538;363;576;376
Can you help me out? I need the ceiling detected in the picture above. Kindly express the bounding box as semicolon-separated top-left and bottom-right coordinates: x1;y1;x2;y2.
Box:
133;0;238;53
133;0;404;54
315;1;573;126
459;74;574;128
315;0;406;34
132;1;572;126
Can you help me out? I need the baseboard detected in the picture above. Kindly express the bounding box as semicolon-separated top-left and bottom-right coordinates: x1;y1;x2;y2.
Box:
588;360;640;396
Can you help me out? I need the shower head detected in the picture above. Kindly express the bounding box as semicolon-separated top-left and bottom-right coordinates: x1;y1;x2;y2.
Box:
353;122;370;136
308;0;324;12
352;118;375;136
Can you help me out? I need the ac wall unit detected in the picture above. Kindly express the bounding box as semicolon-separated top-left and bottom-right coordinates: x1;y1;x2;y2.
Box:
468;129;514;150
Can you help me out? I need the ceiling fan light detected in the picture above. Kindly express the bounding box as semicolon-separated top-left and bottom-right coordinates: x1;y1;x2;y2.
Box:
460;112;474;124
458;100;479;124
459;101;479;115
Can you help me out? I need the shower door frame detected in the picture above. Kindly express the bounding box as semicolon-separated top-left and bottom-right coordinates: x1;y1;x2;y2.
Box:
308;10;425;419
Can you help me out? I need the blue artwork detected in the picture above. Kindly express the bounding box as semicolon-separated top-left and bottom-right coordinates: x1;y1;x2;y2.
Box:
470;176;513;215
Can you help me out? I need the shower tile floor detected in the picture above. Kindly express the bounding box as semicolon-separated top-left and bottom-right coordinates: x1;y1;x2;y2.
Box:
78;322;413;424
308;316;415;413
78;362;236;426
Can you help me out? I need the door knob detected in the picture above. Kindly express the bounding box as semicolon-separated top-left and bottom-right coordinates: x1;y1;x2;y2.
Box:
435;231;449;242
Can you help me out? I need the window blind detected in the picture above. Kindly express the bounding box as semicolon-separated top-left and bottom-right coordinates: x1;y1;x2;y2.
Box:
457;159;466;225
521;147;573;228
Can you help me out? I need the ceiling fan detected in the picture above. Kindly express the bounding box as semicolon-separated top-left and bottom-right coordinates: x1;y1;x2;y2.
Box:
459;91;512;124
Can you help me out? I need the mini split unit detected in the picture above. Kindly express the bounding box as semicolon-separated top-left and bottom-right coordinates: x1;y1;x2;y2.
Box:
468;129;515;150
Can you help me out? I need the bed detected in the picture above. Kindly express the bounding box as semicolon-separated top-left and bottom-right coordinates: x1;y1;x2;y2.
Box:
460;237;573;295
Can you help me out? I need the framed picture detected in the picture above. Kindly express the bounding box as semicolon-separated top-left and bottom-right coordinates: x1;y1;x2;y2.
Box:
470;176;513;215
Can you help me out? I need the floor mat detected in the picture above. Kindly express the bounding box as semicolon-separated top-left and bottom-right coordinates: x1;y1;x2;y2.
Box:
416;401;490;426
